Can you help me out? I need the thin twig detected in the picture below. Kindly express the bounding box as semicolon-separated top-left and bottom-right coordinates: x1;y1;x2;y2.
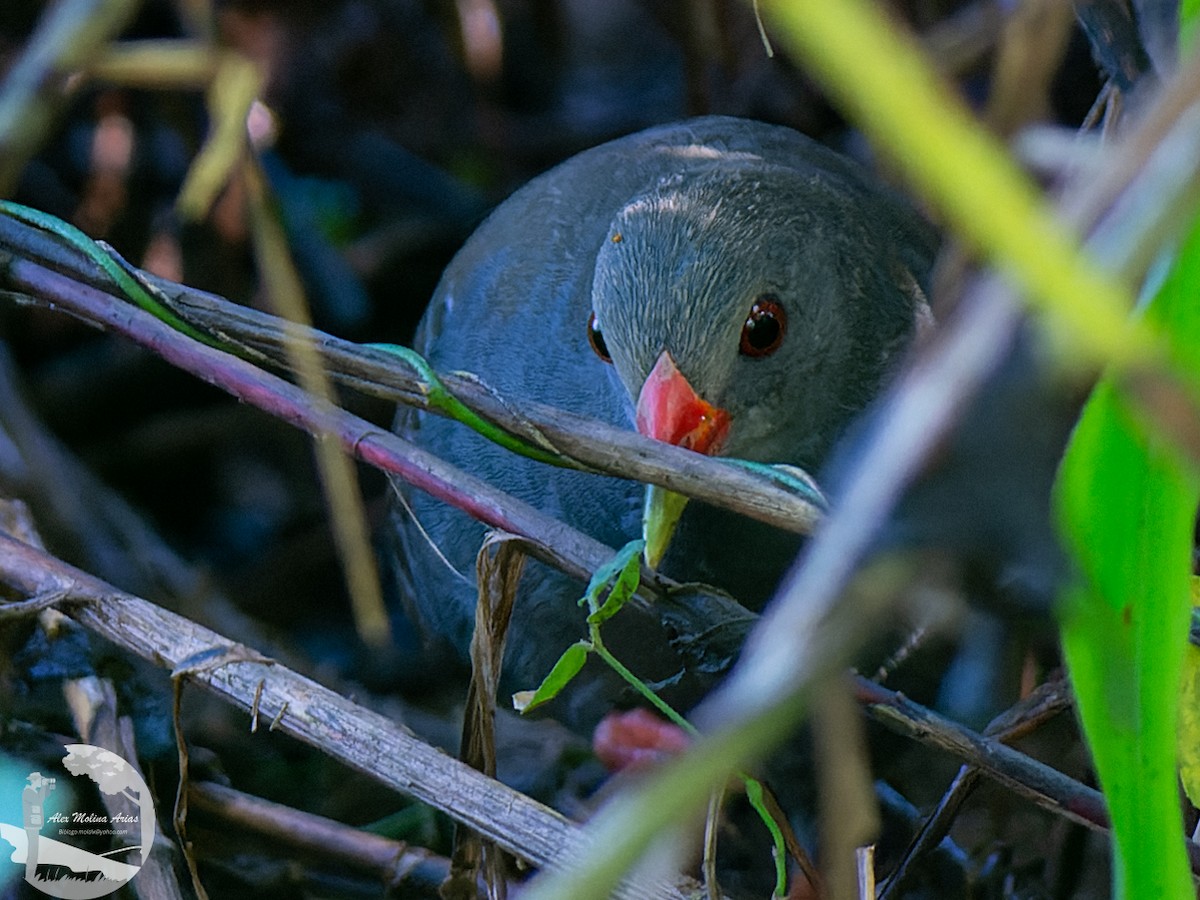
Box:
187;781;455;892
0;588;68;618
172;673;210;900
876;677;1074;899
0;254;633;588
0;212;823;537
852;675;1106;833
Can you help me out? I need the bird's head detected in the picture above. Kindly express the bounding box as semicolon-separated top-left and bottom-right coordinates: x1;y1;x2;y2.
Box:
587;164;929;567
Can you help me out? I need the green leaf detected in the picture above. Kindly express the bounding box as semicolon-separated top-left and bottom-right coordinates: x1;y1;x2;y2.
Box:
1184;1;1200;54
1055;213;1200;899
582;539;644;623
512;641;590;714
1177;583;1200;807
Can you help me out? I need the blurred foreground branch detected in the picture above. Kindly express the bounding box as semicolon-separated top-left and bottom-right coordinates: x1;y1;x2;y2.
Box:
0;527;1161;888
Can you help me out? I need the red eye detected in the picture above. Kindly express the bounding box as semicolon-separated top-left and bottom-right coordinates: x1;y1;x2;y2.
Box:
740;294;787;357
588;311;613;363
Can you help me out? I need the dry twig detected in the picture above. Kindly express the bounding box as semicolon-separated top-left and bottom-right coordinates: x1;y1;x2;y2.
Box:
0;530;711;900
0;213;823;538
187;781;455;893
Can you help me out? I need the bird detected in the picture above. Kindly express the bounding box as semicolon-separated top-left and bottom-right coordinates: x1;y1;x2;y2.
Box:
382;115;938;730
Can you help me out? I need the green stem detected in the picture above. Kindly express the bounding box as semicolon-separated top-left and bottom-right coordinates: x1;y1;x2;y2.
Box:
590;636;698;736
368;342;568;467
0;200;220;347
744;778;789;898
590;617;789;897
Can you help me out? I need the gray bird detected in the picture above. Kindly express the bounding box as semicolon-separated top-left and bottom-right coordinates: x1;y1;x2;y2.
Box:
384;116;937;728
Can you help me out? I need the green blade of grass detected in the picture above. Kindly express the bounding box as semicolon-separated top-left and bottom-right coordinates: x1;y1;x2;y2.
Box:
758;0;1152;373
1055;211;1200;899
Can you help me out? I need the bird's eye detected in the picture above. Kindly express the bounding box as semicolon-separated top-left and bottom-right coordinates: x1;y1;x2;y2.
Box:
740;294;787;358
588;311;613;363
